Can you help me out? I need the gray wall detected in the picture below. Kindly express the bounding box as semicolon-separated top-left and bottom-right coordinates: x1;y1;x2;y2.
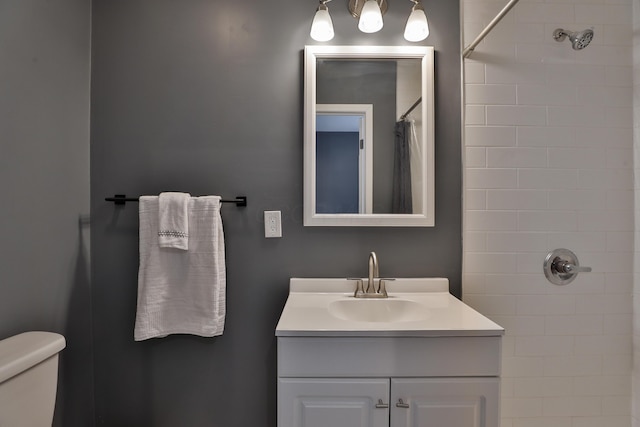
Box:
0;1;93;426
90;0;461;425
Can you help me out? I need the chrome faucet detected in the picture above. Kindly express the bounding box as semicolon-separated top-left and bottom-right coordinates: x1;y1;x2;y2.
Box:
350;252;389;298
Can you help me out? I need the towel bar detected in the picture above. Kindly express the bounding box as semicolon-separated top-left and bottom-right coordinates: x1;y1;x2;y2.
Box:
105;194;247;207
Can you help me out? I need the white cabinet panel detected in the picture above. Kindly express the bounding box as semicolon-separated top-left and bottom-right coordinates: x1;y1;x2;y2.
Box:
278;378;390;427
278;337;502;378
390;378;500;427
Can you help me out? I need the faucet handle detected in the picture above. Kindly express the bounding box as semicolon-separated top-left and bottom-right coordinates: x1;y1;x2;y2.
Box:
378;279;392;297
347;278;365;297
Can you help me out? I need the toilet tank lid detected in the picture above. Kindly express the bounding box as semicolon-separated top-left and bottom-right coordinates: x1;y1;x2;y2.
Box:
0;331;66;384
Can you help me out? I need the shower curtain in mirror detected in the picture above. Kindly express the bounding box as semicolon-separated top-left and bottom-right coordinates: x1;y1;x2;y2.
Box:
392;120;413;213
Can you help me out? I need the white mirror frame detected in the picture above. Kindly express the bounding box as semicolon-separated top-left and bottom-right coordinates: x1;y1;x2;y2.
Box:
304;45;435;227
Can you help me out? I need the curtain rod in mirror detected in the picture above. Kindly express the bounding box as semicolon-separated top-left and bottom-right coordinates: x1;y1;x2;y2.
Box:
400;97;422;121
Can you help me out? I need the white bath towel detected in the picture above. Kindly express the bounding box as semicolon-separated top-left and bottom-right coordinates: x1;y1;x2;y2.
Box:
134;195;226;341
158;192;190;250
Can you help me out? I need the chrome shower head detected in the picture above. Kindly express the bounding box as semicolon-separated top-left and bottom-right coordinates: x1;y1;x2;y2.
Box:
553;28;594;50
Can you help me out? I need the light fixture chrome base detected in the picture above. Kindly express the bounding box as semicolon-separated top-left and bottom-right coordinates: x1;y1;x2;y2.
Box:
543;248;592;286
348;0;388;18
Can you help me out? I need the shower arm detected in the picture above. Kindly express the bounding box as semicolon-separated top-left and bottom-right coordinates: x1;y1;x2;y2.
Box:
462;0;521;59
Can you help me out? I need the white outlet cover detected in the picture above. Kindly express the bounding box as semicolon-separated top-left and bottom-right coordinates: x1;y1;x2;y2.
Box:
264;211;282;238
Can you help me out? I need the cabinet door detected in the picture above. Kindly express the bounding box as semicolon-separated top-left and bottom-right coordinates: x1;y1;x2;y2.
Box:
390;378;499;427
278;378;390;427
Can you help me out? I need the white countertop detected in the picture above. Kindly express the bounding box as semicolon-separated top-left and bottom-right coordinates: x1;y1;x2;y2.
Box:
275;278;505;338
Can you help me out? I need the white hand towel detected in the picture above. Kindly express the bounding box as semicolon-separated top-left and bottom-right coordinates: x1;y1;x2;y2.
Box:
135;195;226;341
158;192;191;250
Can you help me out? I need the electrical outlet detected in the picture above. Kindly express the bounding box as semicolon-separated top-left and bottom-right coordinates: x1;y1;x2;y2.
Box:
264;211;282;238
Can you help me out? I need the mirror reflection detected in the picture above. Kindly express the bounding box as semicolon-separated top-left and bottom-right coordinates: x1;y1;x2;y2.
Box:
304;46;434;227
316;58;423;214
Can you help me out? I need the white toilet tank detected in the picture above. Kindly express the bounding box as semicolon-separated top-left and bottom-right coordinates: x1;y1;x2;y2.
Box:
0;331;66;426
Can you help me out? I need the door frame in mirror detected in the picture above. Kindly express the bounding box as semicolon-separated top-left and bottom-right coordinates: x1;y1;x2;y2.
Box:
304;45;435;227
316;103;374;214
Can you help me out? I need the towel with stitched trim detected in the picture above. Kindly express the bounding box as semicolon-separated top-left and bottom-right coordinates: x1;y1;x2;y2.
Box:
158;192;190;250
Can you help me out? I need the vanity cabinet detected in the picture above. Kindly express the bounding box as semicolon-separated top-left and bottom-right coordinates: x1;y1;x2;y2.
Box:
277;336;502;427
275;279;505;427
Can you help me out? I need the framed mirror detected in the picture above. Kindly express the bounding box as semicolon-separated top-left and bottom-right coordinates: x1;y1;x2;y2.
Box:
304;45;435;227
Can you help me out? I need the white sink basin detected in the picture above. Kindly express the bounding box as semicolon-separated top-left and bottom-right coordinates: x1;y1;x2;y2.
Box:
328;298;428;323
275;278;505;337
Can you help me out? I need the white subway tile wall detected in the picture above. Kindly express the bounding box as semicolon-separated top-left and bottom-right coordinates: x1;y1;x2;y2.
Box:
462;0;635;425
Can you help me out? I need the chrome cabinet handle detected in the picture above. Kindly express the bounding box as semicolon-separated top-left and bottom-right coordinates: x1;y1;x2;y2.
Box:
396;399;410;408
375;399;389;409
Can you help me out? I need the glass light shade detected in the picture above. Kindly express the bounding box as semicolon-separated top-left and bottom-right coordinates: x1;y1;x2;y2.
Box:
404;7;429;42
310;7;334;42
358;0;383;33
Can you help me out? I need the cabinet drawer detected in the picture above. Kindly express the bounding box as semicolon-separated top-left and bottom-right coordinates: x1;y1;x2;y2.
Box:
278;336;501;377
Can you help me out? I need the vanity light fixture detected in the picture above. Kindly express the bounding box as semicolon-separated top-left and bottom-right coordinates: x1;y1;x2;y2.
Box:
310;0;429;42
403;0;429;42
356;0;384;33
348;0;387;34
310;0;335;42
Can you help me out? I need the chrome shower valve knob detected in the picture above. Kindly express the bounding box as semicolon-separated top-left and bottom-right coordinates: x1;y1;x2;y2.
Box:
543;248;592;285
